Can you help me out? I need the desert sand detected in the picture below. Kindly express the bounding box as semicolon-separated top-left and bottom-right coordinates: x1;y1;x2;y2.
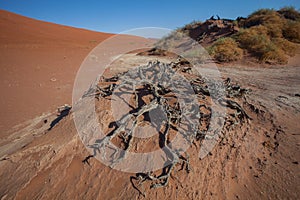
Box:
0;10;299;200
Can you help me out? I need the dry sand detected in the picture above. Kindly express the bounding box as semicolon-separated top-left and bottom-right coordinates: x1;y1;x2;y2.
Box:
0;10;299;200
0;10;115;136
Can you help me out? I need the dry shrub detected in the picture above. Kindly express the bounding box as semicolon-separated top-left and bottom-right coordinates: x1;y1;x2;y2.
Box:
235;26;289;64
273;38;297;56
235;26;268;48
209;38;243;62
245;9;276;27
259;44;288;64
234;8;300;64
182;20;202;30
265;21;284;38
245;9;284;38
278;6;300;21
235;26;271;55
283;21;300;43
164;7;300;65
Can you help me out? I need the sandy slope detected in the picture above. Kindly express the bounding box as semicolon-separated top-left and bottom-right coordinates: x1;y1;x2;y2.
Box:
0;60;299;200
0;10;154;136
0;10;299;200
0;10;115;135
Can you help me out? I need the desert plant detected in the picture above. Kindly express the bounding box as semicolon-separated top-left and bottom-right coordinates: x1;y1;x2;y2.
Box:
234;26;289;64
182;48;210;63
209;38;243;62
156;7;300;65
278;6;300;21
235;26;267;45
283;21;300;43
245;9;277;27
84;61;251;193
234;25;270;52
259;43;288;64
182;20;202;30
245;9;284;37
273;38;297;56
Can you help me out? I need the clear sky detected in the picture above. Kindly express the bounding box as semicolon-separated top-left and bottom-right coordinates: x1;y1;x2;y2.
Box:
0;0;299;34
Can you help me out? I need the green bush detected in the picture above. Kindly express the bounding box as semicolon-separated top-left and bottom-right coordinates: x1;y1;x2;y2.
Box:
209;38;243;62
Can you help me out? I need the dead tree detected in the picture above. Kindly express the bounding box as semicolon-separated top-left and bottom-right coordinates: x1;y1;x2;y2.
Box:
82;60;250;194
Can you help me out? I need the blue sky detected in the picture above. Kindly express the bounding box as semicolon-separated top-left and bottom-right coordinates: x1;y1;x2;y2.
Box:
0;0;299;34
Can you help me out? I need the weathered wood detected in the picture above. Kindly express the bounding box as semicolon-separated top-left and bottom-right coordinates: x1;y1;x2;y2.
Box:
82;60;251;194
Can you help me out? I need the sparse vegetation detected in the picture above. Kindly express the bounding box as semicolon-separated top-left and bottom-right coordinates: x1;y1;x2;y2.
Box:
182;20;202;30
236;7;300;64
273;38;297;56
234;26;288;63
89;40;98;44
245;9;284;38
164;7;300;65
278;6;300;21
283;21;300;43
208;38;243;62
232;8;300;64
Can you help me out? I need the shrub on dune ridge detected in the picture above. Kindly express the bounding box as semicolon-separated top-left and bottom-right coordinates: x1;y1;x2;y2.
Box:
208;38;243;62
273;38;297;56
234;26;289;64
278;6;300;21
283;21;300;43
235;26;270;54
234;25;269;48
245;9;285;38
260;44;288;64
230;8;299;64
157;7;300;64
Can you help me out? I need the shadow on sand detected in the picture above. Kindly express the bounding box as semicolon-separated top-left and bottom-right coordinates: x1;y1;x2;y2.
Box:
48;106;71;131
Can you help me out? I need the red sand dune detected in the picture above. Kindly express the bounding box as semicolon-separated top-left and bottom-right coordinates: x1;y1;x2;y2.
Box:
0;10;154;136
0;10;114;135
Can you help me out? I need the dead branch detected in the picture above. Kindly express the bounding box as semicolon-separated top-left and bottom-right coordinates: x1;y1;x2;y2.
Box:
81;60;251;195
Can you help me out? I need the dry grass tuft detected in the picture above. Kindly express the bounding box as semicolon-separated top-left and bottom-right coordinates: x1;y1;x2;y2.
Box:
234;26;289;64
278;6;300;21
209;38;243;62
273;38;298;56
283;21;300;43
